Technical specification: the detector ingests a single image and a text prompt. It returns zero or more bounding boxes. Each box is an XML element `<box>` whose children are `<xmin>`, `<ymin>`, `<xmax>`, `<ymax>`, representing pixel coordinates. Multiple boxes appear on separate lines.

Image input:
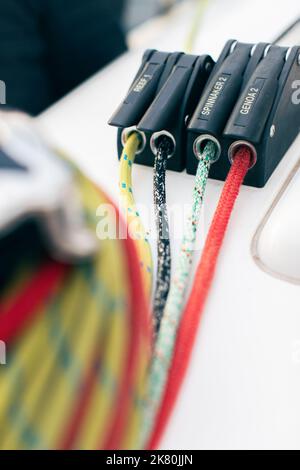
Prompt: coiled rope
<box><xmin>0</xmin><ymin>164</ymin><xmax>151</xmax><ymax>450</ymax></box>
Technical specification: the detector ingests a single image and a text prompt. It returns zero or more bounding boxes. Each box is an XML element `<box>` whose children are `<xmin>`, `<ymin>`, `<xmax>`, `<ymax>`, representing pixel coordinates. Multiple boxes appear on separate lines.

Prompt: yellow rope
<box><xmin>119</xmin><ymin>133</ymin><xmax>153</xmax><ymax>298</ymax></box>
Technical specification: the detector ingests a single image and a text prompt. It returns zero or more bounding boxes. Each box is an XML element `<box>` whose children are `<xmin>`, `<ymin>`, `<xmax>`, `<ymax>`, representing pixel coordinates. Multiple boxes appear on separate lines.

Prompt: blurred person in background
<box><xmin>0</xmin><ymin>0</ymin><xmax>127</xmax><ymax>115</ymax></box>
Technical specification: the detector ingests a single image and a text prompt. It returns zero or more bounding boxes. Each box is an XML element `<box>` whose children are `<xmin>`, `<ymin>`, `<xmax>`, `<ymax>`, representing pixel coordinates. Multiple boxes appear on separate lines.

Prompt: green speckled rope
<box><xmin>141</xmin><ymin>141</ymin><xmax>216</xmax><ymax>446</ymax></box>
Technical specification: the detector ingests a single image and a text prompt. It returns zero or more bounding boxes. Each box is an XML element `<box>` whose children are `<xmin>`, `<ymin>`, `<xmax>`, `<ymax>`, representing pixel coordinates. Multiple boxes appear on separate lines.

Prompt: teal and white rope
<box><xmin>141</xmin><ymin>141</ymin><xmax>216</xmax><ymax>445</ymax></box>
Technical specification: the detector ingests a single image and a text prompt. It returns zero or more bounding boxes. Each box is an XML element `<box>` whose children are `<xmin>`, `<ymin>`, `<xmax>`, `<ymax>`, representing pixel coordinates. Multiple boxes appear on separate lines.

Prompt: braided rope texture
<box><xmin>141</xmin><ymin>142</ymin><xmax>215</xmax><ymax>446</ymax></box>
<box><xmin>148</xmin><ymin>147</ymin><xmax>251</xmax><ymax>449</ymax></box>
<box><xmin>153</xmin><ymin>138</ymin><xmax>174</xmax><ymax>334</ymax></box>
<box><xmin>119</xmin><ymin>133</ymin><xmax>153</xmax><ymax>299</ymax></box>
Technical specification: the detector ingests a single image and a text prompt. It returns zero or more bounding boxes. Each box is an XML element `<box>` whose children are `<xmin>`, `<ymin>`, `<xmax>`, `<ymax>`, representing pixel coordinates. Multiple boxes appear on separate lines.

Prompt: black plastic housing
<box><xmin>110</xmin><ymin>50</ymin><xmax>181</xmax><ymax>126</ymax></box>
<box><xmin>109</xmin><ymin>41</ymin><xmax>300</xmax><ymax>188</ymax></box>
<box><xmin>187</xmin><ymin>43</ymin><xmax>300</xmax><ymax>187</ymax></box>
<box><xmin>188</xmin><ymin>41</ymin><xmax>253</xmax><ymax>137</ymax></box>
<box><xmin>109</xmin><ymin>49</ymin><xmax>214</xmax><ymax>171</ymax></box>
<box><xmin>223</xmin><ymin>45</ymin><xmax>300</xmax><ymax>187</ymax></box>
<box><xmin>186</xmin><ymin>41</ymin><xmax>267</xmax><ymax>182</ymax></box>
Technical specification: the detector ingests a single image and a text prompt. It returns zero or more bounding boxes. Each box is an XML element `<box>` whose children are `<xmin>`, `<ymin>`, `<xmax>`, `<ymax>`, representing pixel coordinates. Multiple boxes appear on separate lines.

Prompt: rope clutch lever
<box><xmin>0</xmin><ymin>111</ymin><xmax>98</xmax><ymax>262</ymax></box>
<box><xmin>108</xmin><ymin>49</ymin><xmax>214</xmax><ymax>172</ymax></box>
<box><xmin>223</xmin><ymin>44</ymin><xmax>300</xmax><ymax>187</ymax></box>
<box><xmin>109</xmin><ymin>49</ymin><xmax>180</xmax><ymax>160</ymax></box>
<box><xmin>186</xmin><ymin>40</ymin><xmax>267</xmax><ymax>178</ymax></box>
<box><xmin>138</xmin><ymin>53</ymin><xmax>214</xmax><ymax>171</ymax></box>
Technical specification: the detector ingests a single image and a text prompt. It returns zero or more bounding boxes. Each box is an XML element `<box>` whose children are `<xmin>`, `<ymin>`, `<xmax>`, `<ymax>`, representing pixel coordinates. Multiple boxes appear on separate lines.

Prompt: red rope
<box><xmin>0</xmin><ymin>260</ymin><xmax>69</xmax><ymax>344</ymax></box>
<box><xmin>148</xmin><ymin>146</ymin><xmax>251</xmax><ymax>449</ymax></box>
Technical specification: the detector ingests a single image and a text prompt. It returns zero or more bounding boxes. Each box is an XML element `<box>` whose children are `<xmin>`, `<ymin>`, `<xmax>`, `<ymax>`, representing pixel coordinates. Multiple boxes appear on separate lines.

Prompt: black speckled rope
<box><xmin>153</xmin><ymin>137</ymin><xmax>173</xmax><ymax>335</ymax></box>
